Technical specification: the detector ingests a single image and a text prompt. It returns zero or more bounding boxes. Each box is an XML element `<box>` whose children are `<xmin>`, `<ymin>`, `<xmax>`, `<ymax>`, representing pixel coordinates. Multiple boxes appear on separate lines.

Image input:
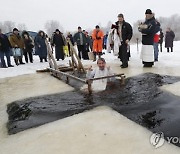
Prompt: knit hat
<box><xmin>13</xmin><ymin>28</ymin><xmax>19</xmax><ymax>32</ymax></box>
<box><xmin>55</xmin><ymin>29</ymin><xmax>60</xmax><ymax>32</ymax></box>
<box><xmin>95</xmin><ymin>25</ymin><xmax>100</xmax><ymax>29</ymax></box>
<box><xmin>145</xmin><ymin>9</ymin><xmax>152</xmax><ymax>14</ymax></box>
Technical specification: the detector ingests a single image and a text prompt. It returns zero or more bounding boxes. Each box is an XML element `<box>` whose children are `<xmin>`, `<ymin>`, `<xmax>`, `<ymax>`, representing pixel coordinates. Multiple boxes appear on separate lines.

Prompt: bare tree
<box><xmin>17</xmin><ymin>23</ymin><xmax>27</xmax><ymax>31</ymax></box>
<box><xmin>3</xmin><ymin>21</ymin><xmax>15</xmax><ymax>33</ymax></box>
<box><xmin>0</xmin><ymin>22</ymin><xmax>4</xmax><ymax>31</ymax></box>
<box><xmin>44</xmin><ymin>20</ymin><xmax>64</xmax><ymax>36</ymax></box>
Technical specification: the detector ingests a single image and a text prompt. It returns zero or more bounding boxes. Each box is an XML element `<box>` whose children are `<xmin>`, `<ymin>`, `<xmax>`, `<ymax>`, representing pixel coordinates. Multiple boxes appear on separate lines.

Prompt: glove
<box><xmin>96</xmin><ymin>37</ymin><xmax>101</xmax><ymax>40</ymax></box>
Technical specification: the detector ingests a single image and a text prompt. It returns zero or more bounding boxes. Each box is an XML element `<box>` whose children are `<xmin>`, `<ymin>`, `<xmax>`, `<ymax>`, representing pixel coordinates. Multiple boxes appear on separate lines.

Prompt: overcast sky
<box><xmin>1</xmin><ymin>0</ymin><xmax>180</xmax><ymax>32</ymax></box>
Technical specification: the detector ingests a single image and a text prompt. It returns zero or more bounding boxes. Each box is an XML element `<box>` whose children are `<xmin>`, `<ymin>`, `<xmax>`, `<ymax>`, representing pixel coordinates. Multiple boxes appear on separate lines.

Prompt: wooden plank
<box><xmin>46</xmin><ymin>40</ymin><xmax>58</xmax><ymax>70</ymax></box>
<box><xmin>87</xmin><ymin>74</ymin><xmax>125</xmax><ymax>81</ymax></box>
<box><xmin>48</xmin><ymin>68</ymin><xmax>87</xmax><ymax>84</ymax></box>
<box><xmin>36</xmin><ymin>68</ymin><xmax>49</xmax><ymax>73</ymax></box>
<box><xmin>58</xmin><ymin>67</ymin><xmax>74</xmax><ymax>72</ymax></box>
<box><xmin>67</xmin><ymin>39</ymin><xmax>86</xmax><ymax>73</ymax></box>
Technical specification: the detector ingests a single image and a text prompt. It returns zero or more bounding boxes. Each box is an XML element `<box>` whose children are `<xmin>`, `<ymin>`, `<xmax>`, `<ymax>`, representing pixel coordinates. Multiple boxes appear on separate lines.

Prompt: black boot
<box><xmin>8</xmin><ymin>64</ymin><xmax>14</xmax><ymax>67</ymax></box>
<box><xmin>14</xmin><ymin>58</ymin><xmax>19</xmax><ymax>66</ymax></box>
<box><xmin>19</xmin><ymin>58</ymin><xmax>25</xmax><ymax>64</ymax></box>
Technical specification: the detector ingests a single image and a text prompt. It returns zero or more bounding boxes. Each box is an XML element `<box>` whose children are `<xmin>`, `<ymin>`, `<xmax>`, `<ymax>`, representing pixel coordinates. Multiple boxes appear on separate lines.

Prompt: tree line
<box><xmin>1</xmin><ymin>14</ymin><xmax>180</xmax><ymax>43</ymax></box>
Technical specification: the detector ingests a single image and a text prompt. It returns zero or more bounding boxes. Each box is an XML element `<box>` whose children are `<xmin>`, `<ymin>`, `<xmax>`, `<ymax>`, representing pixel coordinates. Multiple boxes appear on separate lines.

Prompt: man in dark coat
<box><xmin>52</xmin><ymin>29</ymin><xmax>65</xmax><ymax>61</ymax></box>
<box><xmin>115</xmin><ymin>13</ymin><xmax>133</xmax><ymax>68</ymax></box>
<box><xmin>0</xmin><ymin>29</ymin><xmax>14</xmax><ymax>68</ymax></box>
<box><xmin>138</xmin><ymin>9</ymin><xmax>156</xmax><ymax>67</ymax></box>
<box><xmin>73</xmin><ymin>26</ymin><xmax>86</xmax><ymax>59</ymax></box>
<box><xmin>165</xmin><ymin>28</ymin><xmax>175</xmax><ymax>52</ymax></box>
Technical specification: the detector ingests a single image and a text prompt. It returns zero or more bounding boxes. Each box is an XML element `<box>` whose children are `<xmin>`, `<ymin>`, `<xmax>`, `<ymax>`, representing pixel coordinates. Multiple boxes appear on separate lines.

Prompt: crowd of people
<box><xmin>0</xmin><ymin>9</ymin><xmax>176</xmax><ymax>69</ymax></box>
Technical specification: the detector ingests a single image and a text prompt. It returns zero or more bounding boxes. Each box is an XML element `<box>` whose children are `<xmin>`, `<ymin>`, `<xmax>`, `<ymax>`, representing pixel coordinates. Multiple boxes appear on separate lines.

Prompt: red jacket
<box><xmin>154</xmin><ymin>33</ymin><xmax>160</xmax><ymax>43</ymax></box>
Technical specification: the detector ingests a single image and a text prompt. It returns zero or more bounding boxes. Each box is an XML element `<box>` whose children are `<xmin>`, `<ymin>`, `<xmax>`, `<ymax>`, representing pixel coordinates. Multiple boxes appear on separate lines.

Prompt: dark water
<box><xmin>7</xmin><ymin>73</ymin><xmax>180</xmax><ymax>147</ymax></box>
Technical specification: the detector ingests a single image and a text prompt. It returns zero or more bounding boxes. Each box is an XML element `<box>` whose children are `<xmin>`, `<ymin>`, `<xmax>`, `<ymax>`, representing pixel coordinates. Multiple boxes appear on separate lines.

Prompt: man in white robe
<box><xmin>86</xmin><ymin>58</ymin><xmax>114</xmax><ymax>91</ymax></box>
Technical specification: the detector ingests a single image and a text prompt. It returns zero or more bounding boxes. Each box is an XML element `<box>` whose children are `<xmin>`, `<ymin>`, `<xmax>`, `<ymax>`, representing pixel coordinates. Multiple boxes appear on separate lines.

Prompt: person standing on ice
<box><xmin>52</xmin><ymin>29</ymin><xmax>66</xmax><ymax>61</ymax></box>
<box><xmin>165</xmin><ymin>27</ymin><xmax>175</xmax><ymax>52</ymax></box>
<box><xmin>159</xmin><ymin>29</ymin><xmax>164</xmax><ymax>52</ymax></box>
<box><xmin>73</xmin><ymin>26</ymin><xmax>86</xmax><ymax>60</ymax></box>
<box><xmin>22</xmin><ymin>31</ymin><xmax>34</xmax><ymax>63</ymax></box>
<box><xmin>153</xmin><ymin>16</ymin><xmax>161</xmax><ymax>61</ymax></box>
<box><xmin>138</xmin><ymin>9</ymin><xmax>156</xmax><ymax>67</ymax></box>
<box><xmin>35</xmin><ymin>31</ymin><xmax>48</xmax><ymax>62</ymax></box>
<box><xmin>91</xmin><ymin>25</ymin><xmax>104</xmax><ymax>61</ymax></box>
<box><xmin>9</xmin><ymin>28</ymin><xmax>25</xmax><ymax>65</ymax></box>
<box><xmin>0</xmin><ymin>29</ymin><xmax>14</xmax><ymax>68</ymax></box>
<box><xmin>115</xmin><ymin>14</ymin><xmax>132</xmax><ymax>68</ymax></box>
<box><xmin>107</xmin><ymin>14</ymin><xmax>132</xmax><ymax>68</ymax></box>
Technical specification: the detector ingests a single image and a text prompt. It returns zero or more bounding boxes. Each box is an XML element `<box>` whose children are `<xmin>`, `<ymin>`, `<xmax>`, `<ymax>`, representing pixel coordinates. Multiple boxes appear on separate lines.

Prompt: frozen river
<box><xmin>1</xmin><ymin>42</ymin><xmax>180</xmax><ymax>154</ymax></box>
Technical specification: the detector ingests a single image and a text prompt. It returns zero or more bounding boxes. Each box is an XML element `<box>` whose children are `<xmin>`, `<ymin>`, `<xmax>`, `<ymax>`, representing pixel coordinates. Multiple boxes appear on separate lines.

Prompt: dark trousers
<box><xmin>167</xmin><ymin>47</ymin><xmax>173</xmax><ymax>52</ymax></box>
<box><xmin>160</xmin><ymin>43</ymin><xmax>163</xmax><ymax>52</ymax></box>
<box><xmin>68</xmin><ymin>43</ymin><xmax>71</xmax><ymax>56</ymax></box>
<box><xmin>119</xmin><ymin>43</ymin><xmax>128</xmax><ymax>67</ymax></box>
<box><xmin>0</xmin><ymin>50</ymin><xmax>11</xmax><ymax>67</ymax></box>
<box><xmin>24</xmin><ymin>49</ymin><xmax>33</xmax><ymax>63</ymax></box>
<box><xmin>55</xmin><ymin>46</ymin><xmax>64</xmax><ymax>60</ymax></box>
<box><xmin>77</xmin><ymin>45</ymin><xmax>87</xmax><ymax>60</ymax></box>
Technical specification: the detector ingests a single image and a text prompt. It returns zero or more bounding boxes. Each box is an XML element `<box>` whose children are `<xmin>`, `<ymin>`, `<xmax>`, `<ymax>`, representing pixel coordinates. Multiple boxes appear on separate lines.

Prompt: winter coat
<box><xmin>0</xmin><ymin>34</ymin><xmax>11</xmax><ymax>51</ymax></box>
<box><xmin>165</xmin><ymin>31</ymin><xmax>175</xmax><ymax>48</ymax></box>
<box><xmin>73</xmin><ymin>32</ymin><xmax>86</xmax><ymax>45</ymax></box>
<box><xmin>35</xmin><ymin>35</ymin><xmax>47</xmax><ymax>58</ymax></box>
<box><xmin>84</xmin><ymin>35</ymin><xmax>91</xmax><ymax>51</ymax></box>
<box><xmin>159</xmin><ymin>31</ymin><xmax>164</xmax><ymax>44</ymax></box>
<box><xmin>92</xmin><ymin>29</ymin><xmax>104</xmax><ymax>52</ymax></box>
<box><xmin>23</xmin><ymin>37</ymin><xmax>34</xmax><ymax>51</ymax></box>
<box><xmin>52</xmin><ymin>33</ymin><xmax>65</xmax><ymax>47</ymax></box>
<box><xmin>9</xmin><ymin>33</ymin><xmax>24</xmax><ymax>49</ymax></box>
<box><xmin>115</xmin><ymin>21</ymin><xmax>133</xmax><ymax>43</ymax></box>
<box><xmin>139</xmin><ymin>17</ymin><xmax>156</xmax><ymax>45</ymax></box>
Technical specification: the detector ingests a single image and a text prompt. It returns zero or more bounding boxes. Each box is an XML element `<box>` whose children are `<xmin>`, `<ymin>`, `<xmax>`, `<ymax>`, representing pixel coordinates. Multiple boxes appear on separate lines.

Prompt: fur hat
<box><xmin>145</xmin><ymin>9</ymin><xmax>152</xmax><ymax>14</ymax></box>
